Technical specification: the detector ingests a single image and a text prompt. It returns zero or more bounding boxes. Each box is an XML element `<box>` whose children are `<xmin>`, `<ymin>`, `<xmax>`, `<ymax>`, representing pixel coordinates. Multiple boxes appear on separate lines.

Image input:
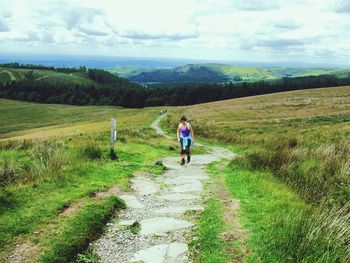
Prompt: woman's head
<box><xmin>181</xmin><ymin>116</ymin><xmax>187</xmax><ymax>123</ymax></box>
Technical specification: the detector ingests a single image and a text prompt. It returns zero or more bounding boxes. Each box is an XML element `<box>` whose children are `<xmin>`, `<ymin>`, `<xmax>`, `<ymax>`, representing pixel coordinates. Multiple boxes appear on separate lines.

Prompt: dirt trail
<box><xmin>150</xmin><ymin>113</ymin><xmax>172</xmax><ymax>139</ymax></box>
<box><xmin>91</xmin><ymin>114</ymin><xmax>235</xmax><ymax>262</ymax></box>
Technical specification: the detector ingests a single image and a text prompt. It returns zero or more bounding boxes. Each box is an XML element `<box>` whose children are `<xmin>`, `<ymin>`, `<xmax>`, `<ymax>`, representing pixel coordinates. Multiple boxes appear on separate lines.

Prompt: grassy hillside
<box><xmin>1</xmin><ymin>84</ymin><xmax>349</xmax><ymax>262</ymax></box>
<box><xmin>164</xmin><ymin>86</ymin><xmax>350</xmax><ymax>204</ymax></box>
<box><xmin>0</xmin><ymin>67</ymin><xmax>93</xmax><ymax>85</ymax></box>
<box><xmin>0</xmin><ymin>99</ymin><xmax>177</xmax><ymax>262</ymax></box>
<box><xmin>111</xmin><ymin>63</ymin><xmax>350</xmax><ymax>84</ymax></box>
<box><xmin>0</xmin><ymin>99</ymin><xmax>154</xmax><ymax>139</ymax></box>
<box><xmin>164</xmin><ymin>86</ymin><xmax>350</xmax><ymax>262</ymax></box>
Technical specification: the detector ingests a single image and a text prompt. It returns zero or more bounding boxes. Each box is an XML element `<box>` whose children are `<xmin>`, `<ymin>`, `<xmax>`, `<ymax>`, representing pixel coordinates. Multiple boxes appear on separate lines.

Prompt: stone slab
<box><xmin>155</xmin><ymin>206</ymin><xmax>204</xmax><ymax>215</ymax></box>
<box><xmin>140</xmin><ymin>217</ymin><xmax>193</xmax><ymax>235</ymax></box>
<box><xmin>120</xmin><ymin>195</ymin><xmax>144</xmax><ymax>209</ymax></box>
<box><xmin>172</xmin><ymin>181</ymin><xmax>203</xmax><ymax>193</ymax></box>
<box><xmin>158</xmin><ymin>193</ymin><xmax>199</xmax><ymax>201</ymax></box>
<box><xmin>130</xmin><ymin>243</ymin><xmax>188</xmax><ymax>263</ymax></box>
<box><xmin>131</xmin><ymin>177</ymin><xmax>159</xmax><ymax>196</ymax></box>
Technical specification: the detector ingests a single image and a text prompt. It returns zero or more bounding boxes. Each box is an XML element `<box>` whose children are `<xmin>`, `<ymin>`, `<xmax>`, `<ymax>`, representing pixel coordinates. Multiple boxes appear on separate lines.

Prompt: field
<box><xmin>0</xmin><ymin>99</ymin><xmax>157</xmax><ymax>139</ymax></box>
<box><xmin>163</xmin><ymin>86</ymin><xmax>350</xmax><ymax>262</ymax></box>
<box><xmin>164</xmin><ymin>86</ymin><xmax>350</xmax><ymax>204</ymax></box>
<box><xmin>0</xmin><ymin>99</ymin><xmax>184</xmax><ymax>262</ymax></box>
<box><xmin>1</xmin><ymin>85</ymin><xmax>350</xmax><ymax>262</ymax></box>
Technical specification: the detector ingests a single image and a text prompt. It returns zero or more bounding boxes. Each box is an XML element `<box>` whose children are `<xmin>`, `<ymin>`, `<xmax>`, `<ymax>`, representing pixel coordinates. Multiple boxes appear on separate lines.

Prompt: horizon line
<box><xmin>1</xmin><ymin>52</ymin><xmax>349</xmax><ymax>69</ymax></box>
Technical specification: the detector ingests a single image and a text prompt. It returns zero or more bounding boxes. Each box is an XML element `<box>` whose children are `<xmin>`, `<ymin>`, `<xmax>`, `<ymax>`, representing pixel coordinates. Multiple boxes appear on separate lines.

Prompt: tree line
<box><xmin>1</xmin><ymin>66</ymin><xmax>350</xmax><ymax>108</ymax></box>
<box><xmin>0</xmin><ymin>63</ymin><xmax>87</xmax><ymax>74</ymax></box>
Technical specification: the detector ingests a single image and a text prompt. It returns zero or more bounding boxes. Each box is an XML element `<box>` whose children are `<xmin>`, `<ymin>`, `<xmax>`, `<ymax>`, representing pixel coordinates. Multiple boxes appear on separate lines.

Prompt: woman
<box><xmin>176</xmin><ymin>116</ymin><xmax>195</xmax><ymax>165</ymax></box>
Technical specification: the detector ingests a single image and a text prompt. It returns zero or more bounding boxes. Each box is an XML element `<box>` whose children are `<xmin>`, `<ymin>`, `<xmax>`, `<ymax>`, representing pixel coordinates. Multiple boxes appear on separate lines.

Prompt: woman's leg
<box><xmin>186</xmin><ymin>139</ymin><xmax>191</xmax><ymax>163</ymax></box>
<box><xmin>180</xmin><ymin>138</ymin><xmax>185</xmax><ymax>164</ymax></box>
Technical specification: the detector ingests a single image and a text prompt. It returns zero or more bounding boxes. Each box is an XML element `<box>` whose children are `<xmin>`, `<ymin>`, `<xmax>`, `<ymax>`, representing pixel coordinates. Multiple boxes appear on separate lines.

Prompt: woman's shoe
<box><xmin>187</xmin><ymin>155</ymin><xmax>191</xmax><ymax>163</ymax></box>
<box><xmin>181</xmin><ymin>158</ymin><xmax>185</xmax><ymax>165</ymax></box>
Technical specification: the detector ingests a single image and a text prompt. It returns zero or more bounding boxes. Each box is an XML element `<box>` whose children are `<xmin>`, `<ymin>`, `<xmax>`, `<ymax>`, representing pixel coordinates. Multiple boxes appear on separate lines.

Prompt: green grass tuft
<box><xmin>80</xmin><ymin>144</ymin><xmax>102</xmax><ymax>160</ymax></box>
<box><xmin>208</xmin><ymin>160</ymin><xmax>350</xmax><ymax>262</ymax></box>
<box><xmin>190</xmin><ymin>198</ymin><xmax>227</xmax><ymax>263</ymax></box>
<box><xmin>39</xmin><ymin>196</ymin><xmax>125</xmax><ymax>263</ymax></box>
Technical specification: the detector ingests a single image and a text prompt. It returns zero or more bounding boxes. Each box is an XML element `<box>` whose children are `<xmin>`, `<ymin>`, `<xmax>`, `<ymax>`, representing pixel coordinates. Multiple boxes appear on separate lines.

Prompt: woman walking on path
<box><xmin>177</xmin><ymin>116</ymin><xmax>195</xmax><ymax>165</ymax></box>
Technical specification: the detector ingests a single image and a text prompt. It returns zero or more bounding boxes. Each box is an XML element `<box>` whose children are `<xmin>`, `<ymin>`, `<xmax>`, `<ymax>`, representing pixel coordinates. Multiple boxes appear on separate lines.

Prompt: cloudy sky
<box><xmin>0</xmin><ymin>0</ymin><xmax>349</xmax><ymax>65</ymax></box>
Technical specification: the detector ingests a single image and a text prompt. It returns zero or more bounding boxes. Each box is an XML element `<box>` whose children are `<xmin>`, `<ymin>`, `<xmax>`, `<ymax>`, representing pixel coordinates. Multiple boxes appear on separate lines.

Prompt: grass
<box><xmin>190</xmin><ymin>198</ymin><xmax>228</xmax><ymax>263</ymax></box>
<box><xmin>241</xmin><ymin>137</ymin><xmax>350</xmax><ymax>206</ymax></box>
<box><xmin>0</xmin><ymin>67</ymin><xmax>93</xmax><ymax>85</ymax></box>
<box><xmin>0</xmin><ymin>130</ymin><xmax>176</xmax><ymax>260</ymax></box>
<box><xmin>207</xmin><ymin>160</ymin><xmax>350</xmax><ymax>262</ymax></box>
<box><xmin>1</xmin><ymin>84</ymin><xmax>349</xmax><ymax>262</ymax></box>
<box><xmin>165</xmin><ymin>86</ymin><xmax>350</xmax><ymax>207</ymax></box>
<box><xmin>80</xmin><ymin>144</ymin><xmax>102</xmax><ymax>160</ymax></box>
<box><xmin>38</xmin><ymin>196</ymin><xmax>125</xmax><ymax>263</ymax></box>
<box><xmin>0</xmin><ymin>98</ymin><xmax>160</xmax><ymax>138</ymax></box>
<box><xmin>0</xmin><ymin>71</ymin><xmax>12</xmax><ymax>83</ymax></box>
<box><xmin>0</xmin><ymin>99</ymin><xmax>180</xmax><ymax>261</ymax></box>
<box><xmin>164</xmin><ymin>86</ymin><xmax>350</xmax><ymax>262</ymax></box>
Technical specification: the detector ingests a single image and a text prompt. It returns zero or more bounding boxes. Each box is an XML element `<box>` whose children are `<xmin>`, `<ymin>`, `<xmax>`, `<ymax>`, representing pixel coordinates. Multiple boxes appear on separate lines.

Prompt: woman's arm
<box><xmin>177</xmin><ymin>127</ymin><xmax>180</xmax><ymax>142</ymax></box>
<box><xmin>190</xmin><ymin>125</ymin><xmax>195</xmax><ymax>142</ymax></box>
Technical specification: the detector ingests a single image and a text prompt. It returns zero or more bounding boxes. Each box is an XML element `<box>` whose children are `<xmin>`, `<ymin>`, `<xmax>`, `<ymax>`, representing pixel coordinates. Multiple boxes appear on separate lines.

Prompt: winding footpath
<box><xmin>92</xmin><ymin>114</ymin><xmax>235</xmax><ymax>262</ymax></box>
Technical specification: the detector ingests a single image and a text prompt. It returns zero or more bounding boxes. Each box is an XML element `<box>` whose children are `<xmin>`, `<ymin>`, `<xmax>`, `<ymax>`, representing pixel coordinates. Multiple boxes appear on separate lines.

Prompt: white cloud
<box><xmin>334</xmin><ymin>0</ymin><xmax>350</xmax><ymax>13</ymax></box>
<box><xmin>0</xmin><ymin>0</ymin><xmax>349</xmax><ymax>65</ymax></box>
<box><xmin>0</xmin><ymin>18</ymin><xmax>9</xmax><ymax>32</ymax></box>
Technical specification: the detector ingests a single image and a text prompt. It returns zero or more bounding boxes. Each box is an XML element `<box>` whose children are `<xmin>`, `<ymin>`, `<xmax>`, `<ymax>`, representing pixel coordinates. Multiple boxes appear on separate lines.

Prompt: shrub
<box><xmin>29</xmin><ymin>142</ymin><xmax>67</xmax><ymax>182</ymax></box>
<box><xmin>80</xmin><ymin>144</ymin><xmax>102</xmax><ymax>160</ymax></box>
<box><xmin>0</xmin><ymin>188</ymin><xmax>15</xmax><ymax>211</ymax></box>
<box><xmin>0</xmin><ymin>156</ymin><xmax>24</xmax><ymax>186</ymax></box>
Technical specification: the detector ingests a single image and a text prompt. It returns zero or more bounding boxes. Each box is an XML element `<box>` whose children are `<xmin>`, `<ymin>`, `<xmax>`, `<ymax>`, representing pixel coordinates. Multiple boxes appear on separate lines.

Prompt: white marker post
<box><xmin>110</xmin><ymin>118</ymin><xmax>118</xmax><ymax>160</ymax></box>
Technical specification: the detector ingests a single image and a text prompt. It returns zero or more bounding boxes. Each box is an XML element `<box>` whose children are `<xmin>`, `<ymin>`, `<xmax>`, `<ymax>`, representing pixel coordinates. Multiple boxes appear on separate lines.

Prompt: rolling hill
<box><xmin>1</xmin><ymin>85</ymin><xmax>349</xmax><ymax>262</ymax></box>
<box><xmin>0</xmin><ymin>67</ymin><xmax>94</xmax><ymax>85</ymax></box>
<box><xmin>111</xmin><ymin>63</ymin><xmax>350</xmax><ymax>84</ymax></box>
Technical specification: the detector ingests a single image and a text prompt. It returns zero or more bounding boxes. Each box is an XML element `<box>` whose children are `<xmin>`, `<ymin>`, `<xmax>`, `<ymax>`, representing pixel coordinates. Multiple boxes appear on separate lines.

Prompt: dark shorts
<box><xmin>180</xmin><ymin>138</ymin><xmax>191</xmax><ymax>155</ymax></box>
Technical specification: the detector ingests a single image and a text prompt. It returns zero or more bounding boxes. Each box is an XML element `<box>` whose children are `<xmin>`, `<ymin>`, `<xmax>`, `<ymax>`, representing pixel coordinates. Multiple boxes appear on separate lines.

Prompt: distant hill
<box><xmin>2</xmin><ymin>63</ymin><xmax>350</xmax><ymax>108</ymax></box>
<box><xmin>0</xmin><ymin>66</ymin><xmax>93</xmax><ymax>85</ymax></box>
<box><xmin>110</xmin><ymin>63</ymin><xmax>350</xmax><ymax>84</ymax></box>
<box><xmin>128</xmin><ymin>64</ymin><xmax>229</xmax><ymax>84</ymax></box>
<box><xmin>0</xmin><ymin>64</ymin><xmax>146</xmax><ymax>107</ymax></box>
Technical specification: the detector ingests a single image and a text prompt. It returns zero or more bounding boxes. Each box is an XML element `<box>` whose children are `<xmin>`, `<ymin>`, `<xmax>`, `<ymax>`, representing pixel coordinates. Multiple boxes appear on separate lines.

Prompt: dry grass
<box><xmin>166</xmin><ymin>86</ymin><xmax>350</xmax><ymax>206</ymax></box>
<box><xmin>0</xmin><ymin>98</ymin><xmax>161</xmax><ymax>141</ymax></box>
<box><xmin>166</xmin><ymin>86</ymin><xmax>350</xmax><ymax>144</ymax></box>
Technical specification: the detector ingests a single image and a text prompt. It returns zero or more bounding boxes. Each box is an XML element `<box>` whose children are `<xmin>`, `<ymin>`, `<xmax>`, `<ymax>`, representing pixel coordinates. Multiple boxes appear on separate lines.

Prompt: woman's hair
<box><xmin>181</xmin><ymin>116</ymin><xmax>187</xmax><ymax>121</ymax></box>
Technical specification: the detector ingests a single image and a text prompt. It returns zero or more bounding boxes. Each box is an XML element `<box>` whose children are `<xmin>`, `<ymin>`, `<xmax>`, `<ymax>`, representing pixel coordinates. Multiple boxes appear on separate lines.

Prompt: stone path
<box><xmin>91</xmin><ymin>115</ymin><xmax>234</xmax><ymax>262</ymax></box>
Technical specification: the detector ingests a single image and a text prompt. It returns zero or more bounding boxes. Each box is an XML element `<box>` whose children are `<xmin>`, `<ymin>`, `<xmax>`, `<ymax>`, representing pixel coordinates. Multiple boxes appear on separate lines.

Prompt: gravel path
<box><xmin>91</xmin><ymin>115</ymin><xmax>235</xmax><ymax>262</ymax></box>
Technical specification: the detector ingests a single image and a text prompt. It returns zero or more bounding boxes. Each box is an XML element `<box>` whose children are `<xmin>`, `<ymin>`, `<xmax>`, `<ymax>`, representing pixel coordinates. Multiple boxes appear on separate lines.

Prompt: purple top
<box><xmin>178</xmin><ymin>122</ymin><xmax>190</xmax><ymax>138</ymax></box>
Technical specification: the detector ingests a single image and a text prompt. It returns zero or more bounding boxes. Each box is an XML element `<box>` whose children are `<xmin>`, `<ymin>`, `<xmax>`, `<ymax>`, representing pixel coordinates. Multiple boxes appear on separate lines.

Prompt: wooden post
<box><xmin>110</xmin><ymin>118</ymin><xmax>118</xmax><ymax>160</ymax></box>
